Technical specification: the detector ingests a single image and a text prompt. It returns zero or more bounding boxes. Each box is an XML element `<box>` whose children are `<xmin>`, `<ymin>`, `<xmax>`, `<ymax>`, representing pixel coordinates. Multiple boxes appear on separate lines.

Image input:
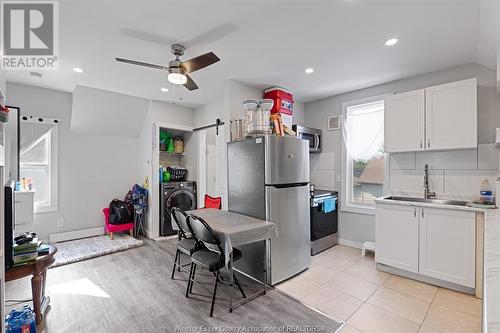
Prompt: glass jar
<box><xmin>243</xmin><ymin>99</ymin><xmax>271</xmax><ymax>136</ymax></box>
<box><xmin>230</xmin><ymin>119</ymin><xmax>244</xmax><ymax>141</ymax></box>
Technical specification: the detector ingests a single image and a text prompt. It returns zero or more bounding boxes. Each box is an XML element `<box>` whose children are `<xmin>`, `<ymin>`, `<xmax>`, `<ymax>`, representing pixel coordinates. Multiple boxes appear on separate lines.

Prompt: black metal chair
<box><xmin>170</xmin><ymin>207</ymin><xmax>199</xmax><ymax>279</ymax></box>
<box><xmin>186</xmin><ymin>215</ymin><xmax>246</xmax><ymax>317</ymax></box>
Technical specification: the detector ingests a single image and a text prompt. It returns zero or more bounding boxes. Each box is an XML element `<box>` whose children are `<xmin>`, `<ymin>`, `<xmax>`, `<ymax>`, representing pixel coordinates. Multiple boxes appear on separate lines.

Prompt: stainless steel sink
<box><xmin>383</xmin><ymin>196</ymin><xmax>469</xmax><ymax>207</ymax></box>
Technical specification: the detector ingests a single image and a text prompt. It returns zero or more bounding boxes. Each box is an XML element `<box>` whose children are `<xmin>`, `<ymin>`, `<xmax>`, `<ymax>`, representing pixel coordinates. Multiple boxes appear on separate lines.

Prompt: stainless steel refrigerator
<box><xmin>228</xmin><ymin>135</ymin><xmax>310</xmax><ymax>285</ymax></box>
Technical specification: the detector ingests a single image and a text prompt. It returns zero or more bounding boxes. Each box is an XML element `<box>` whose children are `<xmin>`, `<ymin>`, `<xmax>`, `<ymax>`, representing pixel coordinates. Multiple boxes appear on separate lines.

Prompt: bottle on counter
<box><xmin>480</xmin><ymin>179</ymin><xmax>494</xmax><ymax>203</ymax></box>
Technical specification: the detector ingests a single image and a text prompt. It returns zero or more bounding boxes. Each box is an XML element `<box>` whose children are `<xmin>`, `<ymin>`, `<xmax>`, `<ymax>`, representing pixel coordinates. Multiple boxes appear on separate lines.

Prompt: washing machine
<box><xmin>160</xmin><ymin>181</ymin><xmax>197</xmax><ymax>236</ymax></box>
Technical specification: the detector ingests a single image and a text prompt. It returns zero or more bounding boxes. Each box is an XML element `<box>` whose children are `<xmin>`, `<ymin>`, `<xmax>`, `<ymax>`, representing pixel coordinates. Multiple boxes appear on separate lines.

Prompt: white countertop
<box><xmin>375</xmin><ymin>196</ymin><xmax>495</xmax><ymax>213</ymax></box>
<box><xmin>483</xmin><ymin>209</ymin><xmax>500</xmax><ymax>333</ymax></box>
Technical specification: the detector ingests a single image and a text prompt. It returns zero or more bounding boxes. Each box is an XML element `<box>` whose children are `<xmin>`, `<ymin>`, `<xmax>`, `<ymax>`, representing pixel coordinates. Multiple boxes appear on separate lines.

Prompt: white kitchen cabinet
<box><xmin>419</xmin><ymin>207</ymin><xmax>476</xmax><ymax>288</ymax></box>
<box><xmin>384</xmin><ymin>78</ymin><xmax>477</xmax><ymax>153</ymax></box>
<box><xmin>385</xmin><ymin>89</ymin><xmax>425</xmax><ymax>153</ymax></box>
<box><xmin>14</xmin><ymin>190</ymin><xmax>35</xmax><ymax>235</ymax></box>
<box><xmin>375</xmin><ymin>204</ymin><xmax>419</xmax><ymax>273</ymax></box>
<box><xmin>425</xmin><ymin>78</ymin><xmax>477</xmax><ymax>150</ymax></box>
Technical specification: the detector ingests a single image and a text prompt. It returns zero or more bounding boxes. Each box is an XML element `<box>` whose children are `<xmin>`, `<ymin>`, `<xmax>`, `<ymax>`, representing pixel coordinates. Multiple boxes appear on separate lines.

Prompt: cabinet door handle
<box><xmin>420</xmin><ymin>140</ymin><xmax>423</xmax><ymax>149</ymax></box>
<box><xmin>427</xmin><ymin>139</ymin><xmax>430</xmax><ymax>148</ymax></box>
<box><xmin>413</xmin><ymin>208</ymin><xmax>417</xmax><ymax>218</ymax></box>
<box><xmin>421</xmin><ymin>208</ymin><xmax>424</xmax><ymax>218</ymax></box>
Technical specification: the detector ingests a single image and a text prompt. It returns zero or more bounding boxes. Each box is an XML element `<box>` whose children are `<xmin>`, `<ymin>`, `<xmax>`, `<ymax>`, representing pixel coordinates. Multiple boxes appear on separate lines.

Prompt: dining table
<box><xmin>184</xmin><ymin>208</ymin><xmax>278</xmax><ymax>312</ymax></box>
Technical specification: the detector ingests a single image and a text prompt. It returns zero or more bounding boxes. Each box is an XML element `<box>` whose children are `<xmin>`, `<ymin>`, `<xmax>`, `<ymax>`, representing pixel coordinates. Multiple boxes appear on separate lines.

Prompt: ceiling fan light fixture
<box><xmin>168</xmin><ymin>67</ymin><xmax>187</xmax><ymax>85</ymax></box>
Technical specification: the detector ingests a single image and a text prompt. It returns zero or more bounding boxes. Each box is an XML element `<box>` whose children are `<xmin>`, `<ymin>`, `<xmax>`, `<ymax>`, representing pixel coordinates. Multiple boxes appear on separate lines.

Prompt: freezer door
<box><xmin>265</xmin><ymin>135</ymin><xmax>310</xmax><ymax>185</ymax></box>
<box><xmin>267</xmin><ymin>183</ymin><xmax>311</xmax><ymax>284</ymax></box>
<box><xmin>228</xmin><ymin>138</ymin><xmax>266</xmax><ymax>220</ymax></box>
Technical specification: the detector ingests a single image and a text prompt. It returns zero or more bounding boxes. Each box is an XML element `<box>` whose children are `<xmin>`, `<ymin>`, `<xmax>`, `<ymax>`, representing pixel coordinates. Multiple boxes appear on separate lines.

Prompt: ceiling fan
<box><xmin>115</xmin><ymin>44</ymin><xmax>220</xmax><ymax>91</ymax></box>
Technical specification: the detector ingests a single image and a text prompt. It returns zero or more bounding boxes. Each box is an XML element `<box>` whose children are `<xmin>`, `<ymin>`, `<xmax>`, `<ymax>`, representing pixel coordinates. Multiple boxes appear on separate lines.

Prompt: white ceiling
<box><xmin>5</xmin><ymin>0</ymin><xmax>498</xmax><ymax>107</ymax></box>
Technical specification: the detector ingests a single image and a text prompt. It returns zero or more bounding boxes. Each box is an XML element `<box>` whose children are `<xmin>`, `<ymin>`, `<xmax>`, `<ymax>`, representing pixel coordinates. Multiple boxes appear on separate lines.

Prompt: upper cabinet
<box><xmin>384</xmin><ymin>78</ymin><xmax>477</xmax><ymax>153</ymax></box>
<box><xmin>385</xmin><ymin>89</ymin><xmax>425</xmax><ymax>153</ymax></box>
<box><xmin>425</xmin><ymin>79</ymin><xmax>477</xmax><ymax>150</ymax></box>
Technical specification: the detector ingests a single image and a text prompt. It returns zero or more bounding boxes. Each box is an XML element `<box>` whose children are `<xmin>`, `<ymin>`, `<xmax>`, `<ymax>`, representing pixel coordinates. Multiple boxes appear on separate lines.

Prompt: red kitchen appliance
<box><xmin>264</xmin><ymin>87</ymin><xmax>294</xmax><ymax>116</ymax></box>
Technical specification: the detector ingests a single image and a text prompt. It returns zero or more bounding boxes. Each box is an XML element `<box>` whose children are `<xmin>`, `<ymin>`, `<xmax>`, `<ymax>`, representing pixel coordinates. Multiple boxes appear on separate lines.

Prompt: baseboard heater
<box><xmin>49</xmin><ymin>227</ymin><xmax>105</xmax><ymax>243</ymax></box>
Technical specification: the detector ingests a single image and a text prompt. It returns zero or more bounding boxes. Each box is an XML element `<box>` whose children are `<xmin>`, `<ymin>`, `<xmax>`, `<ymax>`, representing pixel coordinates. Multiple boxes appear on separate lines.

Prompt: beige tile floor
<box><xmin>275</xmin><ymin>245</ymin><xmax>482</xmax><ymax>333</ymax></box>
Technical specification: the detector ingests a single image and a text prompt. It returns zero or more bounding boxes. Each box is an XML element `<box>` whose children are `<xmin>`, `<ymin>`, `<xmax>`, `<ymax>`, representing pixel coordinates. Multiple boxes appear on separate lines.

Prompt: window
<box><xmin>342</xmin><ymin>98</ymin><xmax>386</xmax><ymax>213</ymax></box>
<box><xmin>20</xmin><ymin>122</ymin><xmax>58</xmax><ymax>212</ymax></box>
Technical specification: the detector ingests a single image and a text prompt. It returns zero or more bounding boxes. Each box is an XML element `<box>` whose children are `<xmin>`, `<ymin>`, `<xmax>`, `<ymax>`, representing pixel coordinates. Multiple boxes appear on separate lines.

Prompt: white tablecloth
<box><xmin>177</xmin><ymin>209</ymin><xmax>278</xmax><ymax>265</ymax></box>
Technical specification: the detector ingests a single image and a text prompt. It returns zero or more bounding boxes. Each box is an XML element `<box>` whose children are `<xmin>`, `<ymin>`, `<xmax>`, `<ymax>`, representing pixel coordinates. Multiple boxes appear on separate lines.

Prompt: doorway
<box><xmin>197</xmin><ymin>124</ymin><xmax>227</xmax><ymax>209</ymax></box>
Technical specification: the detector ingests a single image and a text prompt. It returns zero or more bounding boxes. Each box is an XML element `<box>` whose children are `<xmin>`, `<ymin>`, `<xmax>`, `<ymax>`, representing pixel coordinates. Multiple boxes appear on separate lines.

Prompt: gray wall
<box><xmin>7</xmin><ymin>83</ymin><xmax>139</xmax><ymax>241</ymax></box>
<box><xmin>304</xmin><ymin>63</ymin><xmax>500</xmax><ymax>246</ymax></box>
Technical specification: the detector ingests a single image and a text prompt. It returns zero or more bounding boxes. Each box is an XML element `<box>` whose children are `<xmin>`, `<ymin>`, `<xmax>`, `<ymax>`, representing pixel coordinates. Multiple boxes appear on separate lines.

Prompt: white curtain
<box><xmin>342</xmin><ymin>100</ymin><xmax>384</xmax><ymax>161</ymax></box>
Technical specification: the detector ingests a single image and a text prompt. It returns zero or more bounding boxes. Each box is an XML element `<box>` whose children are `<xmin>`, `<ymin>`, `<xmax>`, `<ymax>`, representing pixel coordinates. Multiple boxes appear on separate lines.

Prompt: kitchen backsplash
<box><xmin>389</xmin><ymin>143</ymin><xmax>498</xmax><ymax>200</ymax></box>
<box><xmin>310</xmin><ymin>152</ymin><xmax>336</xmax><ymax>190</ymax></box>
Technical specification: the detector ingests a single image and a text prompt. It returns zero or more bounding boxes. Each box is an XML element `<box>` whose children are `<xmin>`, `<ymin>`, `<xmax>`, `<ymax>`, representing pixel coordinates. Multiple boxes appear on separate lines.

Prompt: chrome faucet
<box><xmin>424</xmin><ymin>164</ymin><xmax>436</xmax><ymax>199</ymax></box>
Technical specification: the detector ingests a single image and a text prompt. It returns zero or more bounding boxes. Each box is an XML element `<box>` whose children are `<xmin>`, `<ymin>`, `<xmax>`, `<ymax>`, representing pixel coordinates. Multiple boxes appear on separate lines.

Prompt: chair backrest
<box><xmin>171</xmin><ymin>207</ymin><xmax>191</xmax><ymax>238</ymax></box>
<box><xmin>204</xmin><ymin>195</ymin><xmax>222</xmax><ymax>209</ymax></box>
<box><xmin>187</xmin><ymin>215</ymin><xmax>224</xmax><ymax>254</ymax></box>
<box><xmin>102</xmin><ymin>207</ymin><xmax>110</xmax><ymax>226</ymax></box>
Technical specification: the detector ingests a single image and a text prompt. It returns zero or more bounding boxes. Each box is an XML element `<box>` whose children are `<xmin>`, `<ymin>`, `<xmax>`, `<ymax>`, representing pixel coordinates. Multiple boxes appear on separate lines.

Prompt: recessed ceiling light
<box><xmin>305</xmin><ymin>67</ymin><xmax>314</xmax><ymax>74</ymax></box>
<box><xmin>30</xmin><ymin>72</ymin><xmax>42</xmax><ymax>78</ymax></box>
<box><xmin>72</xmin><ymin>67</ymin><xmax>84</xmax><ymax>73</ymax></box>
<box><xmin>384</xmin><ymin>38</ymin><xmax>399</xmax><ymax>46</ymax></box>
<box><xmin>160</xmin><ymin>87</ymin><xmax>169</xmax><ymax>92</ymax></box>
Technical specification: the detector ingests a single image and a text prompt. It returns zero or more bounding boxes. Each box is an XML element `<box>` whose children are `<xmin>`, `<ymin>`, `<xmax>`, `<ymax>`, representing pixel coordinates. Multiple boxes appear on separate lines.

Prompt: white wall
<box><xmin>7</xmin><ymin>83</ymin><xmax>139</xmax><ymax>241</ymax></box>
<box><xmin>72</xmin><ymin>85</ymin><xmax>149</xmax><ymax>137</ymax></box>
<box><xmin>497</xmin><ymin>53</ymin><xmax>500</xmax><ymax>93</ymax></box>
<box><xmin>293</xmin><ymin>101</ymin><xmax>305</xmax><ymax>126</ymax></box>
<box><xmin>0</xmin><ymin>70</ymin><xmax>6</xmax><ymax>100</ymax></box>
<box><xmin>304</xmin><ymin>63</ymin><xmax>500</xmax><ymax>245</ymax></box>
<box><xmin>224</xmin><ymin>80</ymin><xmax>262</xmax><ymax>121</ymax></box>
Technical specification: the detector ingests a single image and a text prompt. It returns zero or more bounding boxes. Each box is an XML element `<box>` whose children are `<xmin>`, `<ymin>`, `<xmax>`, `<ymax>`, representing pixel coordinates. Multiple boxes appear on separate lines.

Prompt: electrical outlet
<box><xmin>57</xmin><ymin>218</ymin><xmax>64</xmax><ymax>227</ymax></box>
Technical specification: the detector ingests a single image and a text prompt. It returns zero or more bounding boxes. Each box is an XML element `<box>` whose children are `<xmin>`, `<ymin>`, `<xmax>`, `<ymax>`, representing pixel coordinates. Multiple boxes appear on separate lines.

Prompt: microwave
<box><xmin>292</xmin><ymin>125</ymin><xmax>322</xmax><ymax>153</ymax></box>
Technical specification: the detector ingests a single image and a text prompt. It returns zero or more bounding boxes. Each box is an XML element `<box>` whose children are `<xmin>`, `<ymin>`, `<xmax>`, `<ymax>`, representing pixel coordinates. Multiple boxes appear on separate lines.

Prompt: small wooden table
<box><xmin>5</xmin><ymin>245</ymin><xmax>57</xmax><ymax>325</ymax></box>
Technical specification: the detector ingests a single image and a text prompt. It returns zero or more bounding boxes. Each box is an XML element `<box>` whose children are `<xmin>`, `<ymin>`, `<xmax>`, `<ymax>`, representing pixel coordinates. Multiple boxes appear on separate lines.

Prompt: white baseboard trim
<box><xmin>338</xmin><ymin>238</ymin><xmax>364</xmax><ymax>249</ymax></box>
<box><xmin>49</xmin><ymin>227</ymin><xmax>105</xmax><ymax>243</ymax></box>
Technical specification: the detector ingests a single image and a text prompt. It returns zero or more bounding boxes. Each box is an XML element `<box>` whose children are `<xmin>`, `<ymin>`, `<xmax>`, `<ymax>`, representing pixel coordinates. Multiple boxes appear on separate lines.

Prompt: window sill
<box><xmin>35</xmin><ymin>205</ymin><xmax>58</xmax><ymax>214</ymax></box>
<box><xmin>341</xmin><ymin>203</ymin><xmax>375</xmax><ymax>216</ymax></box>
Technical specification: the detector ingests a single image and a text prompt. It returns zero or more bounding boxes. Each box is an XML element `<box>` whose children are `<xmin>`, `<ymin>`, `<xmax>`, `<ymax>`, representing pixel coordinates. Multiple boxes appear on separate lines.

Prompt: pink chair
<box><xmin>103</xmin><ymin>207</ymin><xmax>134</xmax><ymax>240</ymax></box>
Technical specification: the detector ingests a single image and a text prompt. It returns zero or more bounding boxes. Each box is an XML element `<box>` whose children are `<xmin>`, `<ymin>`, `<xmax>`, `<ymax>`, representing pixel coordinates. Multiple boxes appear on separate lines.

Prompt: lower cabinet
<box><xmin>375</xmin><ymin>204</ymin><xmax>419</xmax><ymax>273</ymax></box>
<box><xmin>419</xmin><ymin>207</ymin><xmax>475</xmax><ymax>288</ymax></box>
<box><xmin>14</xmin><ymin>190</ymin><xmax>35</xmax><ymax>235</ymax></box>
<box><xmin>375</xmin><ymin>204</ymin><xmax>476</xmax><ymax>288</ymax></box>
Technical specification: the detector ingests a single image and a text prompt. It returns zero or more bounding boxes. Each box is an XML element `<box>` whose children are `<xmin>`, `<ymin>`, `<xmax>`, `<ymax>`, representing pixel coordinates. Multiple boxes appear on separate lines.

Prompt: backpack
<box><xmin>109</xmin><ymin>199</ymin><xmax>133</xmax><ymax>225</ymax></box>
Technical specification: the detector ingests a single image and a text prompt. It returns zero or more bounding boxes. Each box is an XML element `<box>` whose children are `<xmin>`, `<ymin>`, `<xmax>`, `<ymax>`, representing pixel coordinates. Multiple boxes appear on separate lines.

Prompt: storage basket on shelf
<box><xmin>174</xmin><ymin>137</ymin><xmax>184</xmax><ymax>153</ymax></box>
<box><xmin>166</xmin><ymin>167</ymin><xmax>187</xmax><ymax>181</ymax></box>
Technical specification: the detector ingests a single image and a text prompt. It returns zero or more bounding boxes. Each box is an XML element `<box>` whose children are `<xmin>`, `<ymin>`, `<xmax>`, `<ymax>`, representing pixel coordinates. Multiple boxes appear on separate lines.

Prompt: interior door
<box><xmin>375</xmin><ymin>204</ymin><xmax>419</xmax><ymax>273</ymax></box>
<box><xmin>384</xmin><ymin>90</ymin><xmax>425</xmax><ymax>152</ymax></box>
<box><xmin>425</xmin><ymin>78</ymin><xmax>477</xmax><ymax>150</ymax></box>
<box><xmin>267</xmin><ymin>183</ymin><xmax>310</xmax><ymax>284</ymax></box>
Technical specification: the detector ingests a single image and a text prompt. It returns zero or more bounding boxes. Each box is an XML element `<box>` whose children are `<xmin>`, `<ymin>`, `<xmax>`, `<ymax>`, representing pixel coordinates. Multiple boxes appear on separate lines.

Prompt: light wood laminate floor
<box><xmin>6</xmin><ymin>238</ymin><xmax>341</xmax><ymax>333</ymax></box>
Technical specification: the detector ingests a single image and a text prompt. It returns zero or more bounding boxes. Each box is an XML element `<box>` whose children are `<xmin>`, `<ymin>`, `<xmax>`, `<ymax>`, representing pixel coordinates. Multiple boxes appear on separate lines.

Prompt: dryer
<box><xmin>160</xmin><ymin>181</ymin><xmax>197</xmax><ymax>236</ymax></box>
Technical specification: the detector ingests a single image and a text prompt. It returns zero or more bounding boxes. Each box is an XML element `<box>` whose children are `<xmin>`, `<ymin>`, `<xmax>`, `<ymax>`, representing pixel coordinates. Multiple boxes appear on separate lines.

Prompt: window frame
<box><xmin>20</xmin><ymin>125</ymin><xmax>59</xmax><ymax>213</ymax></box>
<box><xmin>341</xmin><ymin>95</ymin><xmax>390</xmax><ymax>215</ymax></box>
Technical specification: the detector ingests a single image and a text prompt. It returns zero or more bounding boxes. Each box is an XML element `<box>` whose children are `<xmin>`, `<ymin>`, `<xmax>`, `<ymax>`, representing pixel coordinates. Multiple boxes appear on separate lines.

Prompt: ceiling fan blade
<box><xmin>181</xmin><ymin>52</ymin><xmax>220</xmax><ymax>73</ymax></box>
<box><xmin>183</xmin><ymin>74</ymin><xmax>199</xmax><ymax>91</ymax></box>
<box><xmin>120</xmin><ymin>28</ymin><xmax>177</xmax><ymax>46</ymax></box>
<box><xmin>183</xmin><ymin>23</ymin><xmax>237</xmax><ymax>48</ymax></box>
<box><xmin>115</xmin><ymin>57</ymin><xmax>168</xmax><ymax>71</ymax></box>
